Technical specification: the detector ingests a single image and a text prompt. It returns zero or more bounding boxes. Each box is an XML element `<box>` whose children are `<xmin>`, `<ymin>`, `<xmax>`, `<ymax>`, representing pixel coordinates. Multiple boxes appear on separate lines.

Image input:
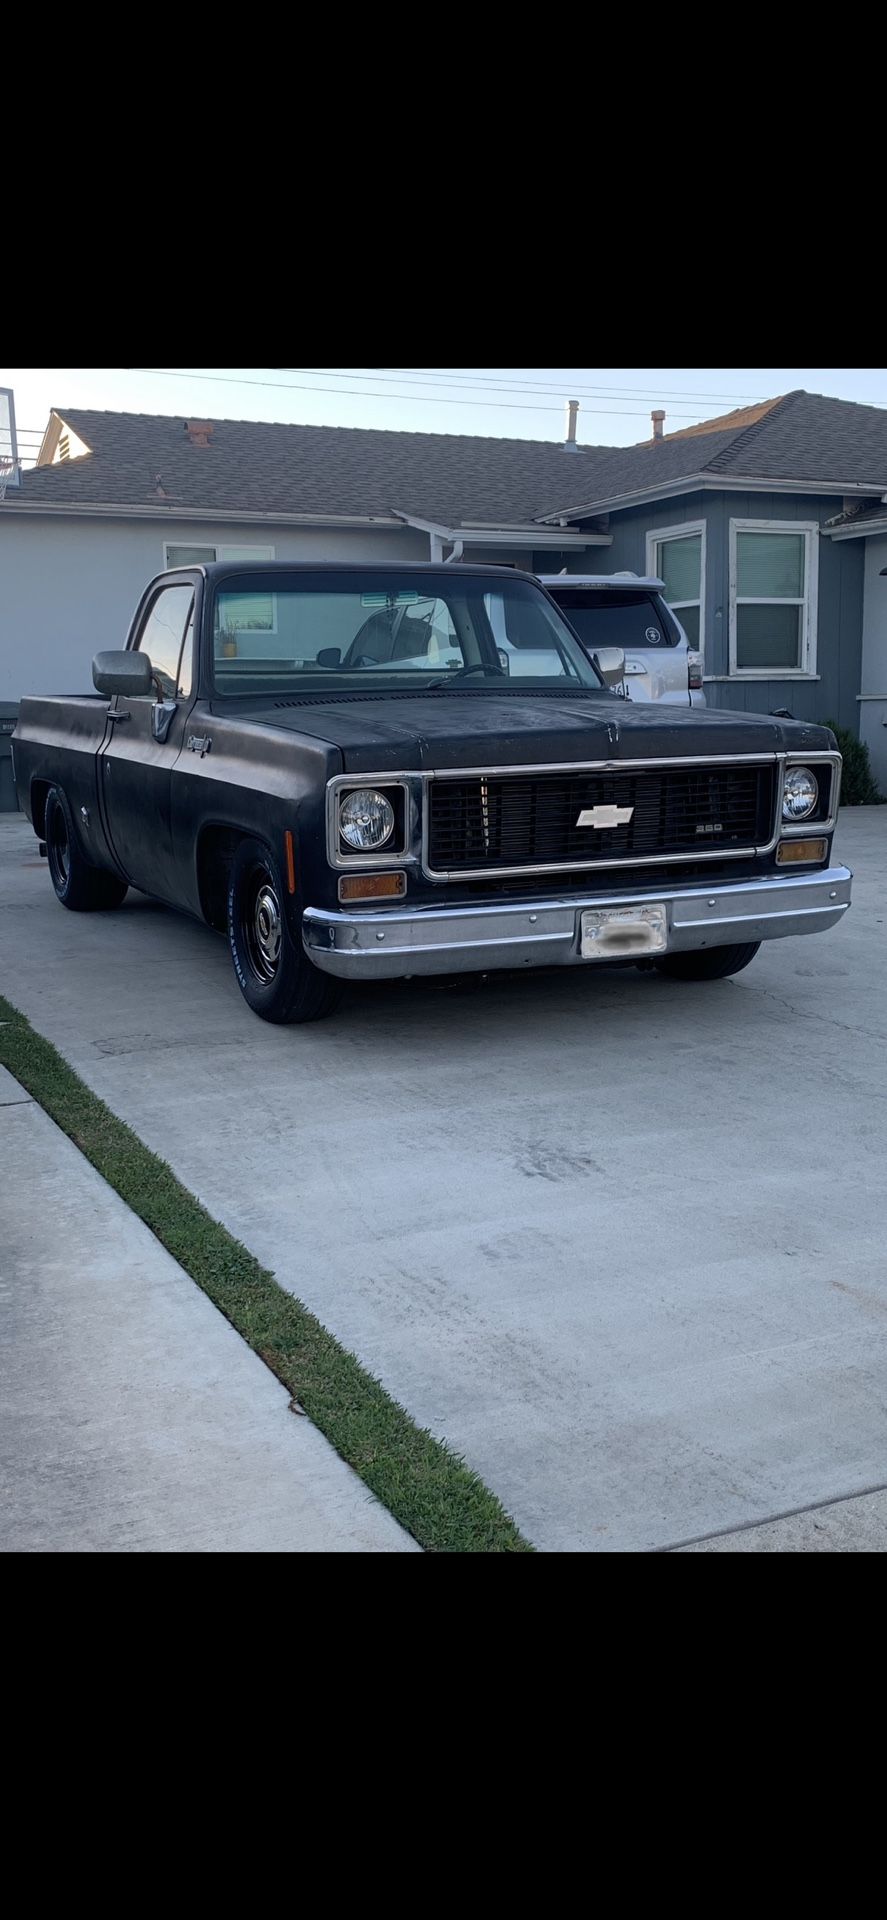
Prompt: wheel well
<box><xmin>31</xmin><ymin>779</ymin><xmax>52</xmax><ymax>837</ymax></box>
<box><xmin>196</xmin><ymin>824</ymin><xmax>249</xmax><ymax>930</ymax></box>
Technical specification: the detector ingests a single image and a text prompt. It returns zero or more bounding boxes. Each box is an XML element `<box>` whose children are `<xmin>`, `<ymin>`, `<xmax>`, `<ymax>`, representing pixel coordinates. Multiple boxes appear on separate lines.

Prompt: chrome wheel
<box><xmin>228</xmin><ymin>836</ymin><xmax>343</xmax><ymax>1024</ymax></box>
<box><xmin>244</xmin><ymin>875</ymin><xmax>282</xmax><ymax>984</ymax></box>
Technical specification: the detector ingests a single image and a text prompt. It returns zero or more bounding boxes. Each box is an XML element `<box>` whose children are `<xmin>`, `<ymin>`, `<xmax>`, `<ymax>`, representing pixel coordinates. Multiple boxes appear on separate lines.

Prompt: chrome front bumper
<box><xmin>303</xmin><ymin>866</ymin><xmax>853</xmax><ymax>980</ymax></box>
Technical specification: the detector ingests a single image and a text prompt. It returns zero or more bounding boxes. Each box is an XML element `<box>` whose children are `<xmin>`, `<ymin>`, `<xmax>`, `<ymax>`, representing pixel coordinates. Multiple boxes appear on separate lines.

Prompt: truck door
<box><xmin>99</xmin><ymin>581</ymin><xmax>196</xmax><ymax>902</ymax></box>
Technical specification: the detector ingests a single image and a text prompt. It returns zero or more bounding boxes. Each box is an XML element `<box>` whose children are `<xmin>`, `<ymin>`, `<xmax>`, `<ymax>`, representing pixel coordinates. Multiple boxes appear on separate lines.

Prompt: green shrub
<box><xmin>823</xmin><ymin>721</ymin><xmax>885</xmax><ymax>805</ymax></box>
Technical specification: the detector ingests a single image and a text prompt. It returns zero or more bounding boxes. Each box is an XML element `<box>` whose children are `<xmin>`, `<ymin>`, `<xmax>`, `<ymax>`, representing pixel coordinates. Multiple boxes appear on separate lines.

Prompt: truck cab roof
<box><xmin>162</xmin><ymin>559</ymin><xmax>540</xmax><ymax>584</ymax></box>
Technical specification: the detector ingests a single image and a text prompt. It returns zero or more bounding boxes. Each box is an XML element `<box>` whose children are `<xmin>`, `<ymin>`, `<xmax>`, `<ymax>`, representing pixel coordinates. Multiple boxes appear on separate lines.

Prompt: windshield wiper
<box><xmin>425</xmin><ymin>664</ymin><xmax>507</xmax><ymax>691</ymax></box>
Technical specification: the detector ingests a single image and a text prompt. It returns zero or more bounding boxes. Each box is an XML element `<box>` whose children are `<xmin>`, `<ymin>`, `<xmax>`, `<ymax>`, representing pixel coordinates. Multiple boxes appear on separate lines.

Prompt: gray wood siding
<box><xmin>570</xmin><ymin>491</ymin><xmax>865</xmax><ymax>733</ymax></box>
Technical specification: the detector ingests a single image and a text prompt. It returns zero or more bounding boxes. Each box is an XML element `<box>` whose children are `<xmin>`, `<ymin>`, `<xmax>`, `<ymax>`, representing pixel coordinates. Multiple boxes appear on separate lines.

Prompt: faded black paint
<box><xmin>13</xmin><ymin>563</ymin><xmax>839</xmax><ymax>935</ymax></box>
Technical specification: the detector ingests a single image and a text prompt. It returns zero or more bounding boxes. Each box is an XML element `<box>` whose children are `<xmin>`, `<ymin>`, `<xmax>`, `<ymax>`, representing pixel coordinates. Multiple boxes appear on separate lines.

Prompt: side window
<box><xmin>730</xmin><ymin>524</ymin><xmax>815</xmax><ymax>674</ymax></box>
<box><xmin>136</xmin><ymin>585</ymin><xmax>194</xmax><ymax>697</ymax></box>
<box><xmin>647</xmin><ymin>524</ymin><xmax>705</xmax><ymax>647</ymax></box>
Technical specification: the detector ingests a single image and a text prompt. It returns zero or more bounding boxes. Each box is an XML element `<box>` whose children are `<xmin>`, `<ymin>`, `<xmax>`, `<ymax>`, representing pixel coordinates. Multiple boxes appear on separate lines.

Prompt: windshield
<box><xmin>552</xmin><ymin>589</ymin><xmax>681</xmax><ymax>651</ymax></box>
<box><xmin>211</xmin><ymin>572</ymin><xmax>602</xmax><ymax>697</ymax></box>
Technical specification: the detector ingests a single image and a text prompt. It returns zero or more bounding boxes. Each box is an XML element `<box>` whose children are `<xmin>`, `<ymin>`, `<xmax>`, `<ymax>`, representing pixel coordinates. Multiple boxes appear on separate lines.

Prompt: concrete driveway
<box><xmin>1</xmin><ymin>809</ymin><xmax>884</xmax><ymax>1552</ymax></box>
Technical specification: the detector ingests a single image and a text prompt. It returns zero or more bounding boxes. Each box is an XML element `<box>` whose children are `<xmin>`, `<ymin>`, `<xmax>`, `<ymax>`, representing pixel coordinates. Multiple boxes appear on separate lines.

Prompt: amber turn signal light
<box><xmin>776</xmin><ymin>838</ymin><xmax>827</xmax><ymax>865</ymax></box>
<box><xmin>338</xmin><ymin>871</ymin><xmax>407</xmax><ymax>902</ymax></box>
<box><xmin>284</xmin><ymin>830</ymin><xmax>296</xmax><ymax>894</ymax></box>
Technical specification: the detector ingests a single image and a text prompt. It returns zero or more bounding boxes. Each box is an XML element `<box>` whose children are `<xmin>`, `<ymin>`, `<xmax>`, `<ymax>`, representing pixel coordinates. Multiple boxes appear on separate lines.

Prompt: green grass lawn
<box><xmin>0</xmin><ymin>993</ymin><xmax>532</xmax><ymax>1553</ymax></box>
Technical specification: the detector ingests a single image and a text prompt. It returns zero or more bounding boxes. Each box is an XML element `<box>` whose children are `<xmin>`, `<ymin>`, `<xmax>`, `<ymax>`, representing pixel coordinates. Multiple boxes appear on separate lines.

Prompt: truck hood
<box><xmin>229</xmin><ymin>692</ymin><xmax>835</xmax><ymax>774</ymax></box>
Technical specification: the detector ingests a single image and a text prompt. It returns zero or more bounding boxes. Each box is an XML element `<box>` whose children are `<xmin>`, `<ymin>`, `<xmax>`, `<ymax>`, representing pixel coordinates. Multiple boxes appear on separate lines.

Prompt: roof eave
<box><xmin>0</xmin><ymin>500</ymin><xmax>407</xmax><ymax>528</ymax></box>
<box><xmin>825</xmin><ymin>515</ymin><xmax>887</xmax><ymax>540</ymax></box>
<box><xmin>538</xmin><ymin>473</ymin><xmax>887</xmax><ymax>524</ymax></box>
<box><xmin>535</xmin><ymin>474</ymin><xmax>711</xmax><ymax>524</ymax></box>
<box><xmin>391</xmin><ymin>509</ymin><xmax>609</xmax><ymax>549</ymax></box>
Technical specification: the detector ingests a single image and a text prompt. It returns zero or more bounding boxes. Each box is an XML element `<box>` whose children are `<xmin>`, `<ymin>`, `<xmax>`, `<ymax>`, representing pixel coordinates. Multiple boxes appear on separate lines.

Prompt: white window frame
<box><xmin>645</xmin><ymin>520</ymin><xmax>706</xmax><ymax>650</ymax></box>
<box><xmin>163</xmin><ymin>542</ymin><xmax>277</xmax><ymax>634</ymax></box>
<box><xmin>728</xmin><ymin>519</ymin><xmax>818</xmax><ymax>679</ymax></box>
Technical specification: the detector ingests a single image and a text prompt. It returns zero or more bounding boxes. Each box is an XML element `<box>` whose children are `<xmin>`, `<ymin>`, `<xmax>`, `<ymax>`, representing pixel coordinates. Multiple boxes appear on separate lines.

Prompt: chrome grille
<box><xmin>427</xmin><ymin>763</ymin><xmax>776</xmax><ymax>874</ymax></box>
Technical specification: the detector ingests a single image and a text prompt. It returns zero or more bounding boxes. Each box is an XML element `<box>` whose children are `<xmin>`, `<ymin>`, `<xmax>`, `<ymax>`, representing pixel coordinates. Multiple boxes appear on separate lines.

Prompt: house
<box><xmin>534</xmin><ymin>390</ymin><xmax>887</xmax><ymax>785</ymax></box>
<box><xmin>814</xmin><ymin>497</ymin><xmax>887</xmax><ymax>791</ymax></box>
<box><xmin>0</xmin><ymin>407</ymin><xmax>615</xmax><ymax>707</ymax></box>
<box><xmin>2</xmin><ymin>389</ymin><xmax>885</xmax><ymax>807</ymax></box>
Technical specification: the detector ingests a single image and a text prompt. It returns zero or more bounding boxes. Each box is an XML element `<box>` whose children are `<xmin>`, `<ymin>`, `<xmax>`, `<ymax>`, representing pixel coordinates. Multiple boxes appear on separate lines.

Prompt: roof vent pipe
<box><xmin>564</xmin><ymin>399</ymin><xmax>579</xmax><ymax>449</ymax></box>
<box><xmin>651</xmin><ymin>409</ymin><xmax>665</xmax><ymax>442</ymax></box>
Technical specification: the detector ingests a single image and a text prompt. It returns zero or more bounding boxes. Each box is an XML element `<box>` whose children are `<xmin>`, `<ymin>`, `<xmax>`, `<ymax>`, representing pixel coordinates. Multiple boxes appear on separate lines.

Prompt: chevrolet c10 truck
<box><xmin>12</xmin><ymin>562</ymin><xmax>852</xmax><ymax>1024</ymax></box>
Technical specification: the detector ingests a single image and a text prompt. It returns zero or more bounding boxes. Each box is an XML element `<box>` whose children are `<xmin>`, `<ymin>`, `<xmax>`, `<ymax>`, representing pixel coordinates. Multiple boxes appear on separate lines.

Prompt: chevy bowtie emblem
<box><xmin>576</xmin><ymin>804</ymin><xmax>634</xmax><ymax>829</ymax></box>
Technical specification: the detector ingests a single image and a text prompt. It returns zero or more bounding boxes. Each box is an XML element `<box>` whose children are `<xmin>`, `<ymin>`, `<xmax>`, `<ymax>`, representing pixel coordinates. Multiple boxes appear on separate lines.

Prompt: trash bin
<box><xmin>0</xmin><ymin>706</ymin><xmax>20</xmax><ymax>811</ymax></box>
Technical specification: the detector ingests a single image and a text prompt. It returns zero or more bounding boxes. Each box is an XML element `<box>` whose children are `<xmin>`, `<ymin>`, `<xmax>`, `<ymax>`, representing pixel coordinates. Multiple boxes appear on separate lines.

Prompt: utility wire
<box><xmin>281</xmin><ymin>366</ymin><xmax>887</xmax><ymax>411</ymax></box>
<box><xmin>286</xmin><ymin>367</ymin><xmax>769</xmax><ymax>406</ymax></box>
<box><xmin>134</xmin><ymin>369</ymin><xmax>708</xmax><ymax>419</ymax></box>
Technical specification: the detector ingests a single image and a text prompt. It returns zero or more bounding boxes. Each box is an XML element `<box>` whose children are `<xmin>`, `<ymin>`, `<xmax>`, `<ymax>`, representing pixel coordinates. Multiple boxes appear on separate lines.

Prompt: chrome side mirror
<box><xmin>592</xmin><ymin>646</ymin><xmax>626</xmax><ymax>689</ymax></box>
<box><xmin>93</xmin><ymin>650</ymin><xmax>153</xmax><ymax>697</ymax></box>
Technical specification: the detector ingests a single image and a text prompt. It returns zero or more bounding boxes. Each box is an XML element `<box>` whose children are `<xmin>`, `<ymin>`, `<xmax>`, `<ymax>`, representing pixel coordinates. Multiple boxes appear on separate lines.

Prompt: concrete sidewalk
<box><xmin>0</xmin><ymin>1065</ymin><xmax>416</xmax><ymax>1554</ymax></box>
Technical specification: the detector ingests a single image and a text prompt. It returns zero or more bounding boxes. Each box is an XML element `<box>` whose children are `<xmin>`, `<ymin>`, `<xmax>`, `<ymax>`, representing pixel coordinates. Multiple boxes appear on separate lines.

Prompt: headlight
<box><xmin>339</xmin><ymin>789</ymin><xmax>395</xmax><ymax>850</ymax></box>
<box><xmin>782</xmin><ymin>766</ymin><xmax>819</xmax><ymax>822</ymax></box>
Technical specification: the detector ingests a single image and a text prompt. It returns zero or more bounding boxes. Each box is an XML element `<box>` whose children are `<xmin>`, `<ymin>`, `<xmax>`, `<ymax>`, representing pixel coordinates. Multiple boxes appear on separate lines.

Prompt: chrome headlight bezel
<box><xmin>326</xmin><ymin>774</ymin><xmax>420</xmax><ymax>871</ymax></box>
<box><xmin>782</xmin><ymin>765</ymin><xmax>819</xmax><ymax>823</ymax></box>
<box><xmin>338</xmin><ymin>788</ymin><xmax>396</xmax><ymax>852</ymax></box>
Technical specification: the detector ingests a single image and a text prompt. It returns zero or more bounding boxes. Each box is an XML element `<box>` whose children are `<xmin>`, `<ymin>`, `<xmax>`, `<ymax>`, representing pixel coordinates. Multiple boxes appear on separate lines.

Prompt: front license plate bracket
<box><xmin>580</xmin><ymin>903</ymin><xmax>668</xmax><ymax>960</ymax></box>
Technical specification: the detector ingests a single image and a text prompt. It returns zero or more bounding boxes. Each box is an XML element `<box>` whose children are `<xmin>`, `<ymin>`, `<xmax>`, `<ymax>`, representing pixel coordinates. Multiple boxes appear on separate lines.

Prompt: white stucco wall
<box><xmin>0</xmin><ymin>513</ymin><xmax>429</xmax><ymax>703</ymax></box>
<box><xmin>858</xmin><ymin>533</ymin><xmax>887</xmax><ymax>792</ymax></box>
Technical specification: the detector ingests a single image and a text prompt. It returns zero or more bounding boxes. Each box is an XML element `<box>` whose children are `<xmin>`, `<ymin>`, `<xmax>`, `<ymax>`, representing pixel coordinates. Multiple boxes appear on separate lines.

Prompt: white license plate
<box><xmin>580</xmin><ymin>903</ymin><xmax>668</xmax><ymax>960</ymax></box>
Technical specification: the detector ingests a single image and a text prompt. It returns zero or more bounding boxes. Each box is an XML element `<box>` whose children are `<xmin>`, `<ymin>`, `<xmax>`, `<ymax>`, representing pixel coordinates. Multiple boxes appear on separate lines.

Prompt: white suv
<box><xmin>538</xmin><ymin>573</ymin><xmax>705</xmax><ymax>707</ymax></box>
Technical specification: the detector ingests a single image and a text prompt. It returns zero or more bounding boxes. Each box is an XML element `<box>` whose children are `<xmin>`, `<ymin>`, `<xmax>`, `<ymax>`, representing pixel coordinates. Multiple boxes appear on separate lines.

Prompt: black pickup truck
<box><xmin>12</xmin><ymin>562</ymin><xmax>851</xmax><ymax>1023</ymax></box>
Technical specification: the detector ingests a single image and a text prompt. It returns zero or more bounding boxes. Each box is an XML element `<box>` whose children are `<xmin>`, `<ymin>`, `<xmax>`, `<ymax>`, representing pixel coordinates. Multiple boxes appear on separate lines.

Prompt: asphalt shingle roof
<box><xmin>15</xmin><ymin>408</ymin><xmax>608</xmax><ymax>525</ymax></box>
<box><xmin>544</xmin><ymin>391</ymin><xmax>887</xmax><ymax>519</ymax></box>
<box><xmin>12</xmin><ymin>391</ymin><xmax>887</xmax><ymax>528</ymax></box>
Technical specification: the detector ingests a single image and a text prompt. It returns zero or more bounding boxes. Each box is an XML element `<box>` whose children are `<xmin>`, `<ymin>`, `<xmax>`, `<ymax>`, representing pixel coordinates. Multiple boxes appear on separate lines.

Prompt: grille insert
<box><xmin>427</xmin><ymin>763</ymin><xmax>776</xmax><ymax>873</ymax></box>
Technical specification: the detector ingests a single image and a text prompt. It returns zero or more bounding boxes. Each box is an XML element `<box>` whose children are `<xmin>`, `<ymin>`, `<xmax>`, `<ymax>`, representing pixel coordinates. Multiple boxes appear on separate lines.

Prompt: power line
<box><xmin>289</xmin><ymin>367</ymin><xmax>769</xmax><ymax>406</ymax></box>
<box><xmin>134</xmin><ymin>368</ymin><xmax>709</xmax><ymax>419</ymax></box>
<box><xmin>338</xmin><ymin>367</ymin><xmax>887</xmax><ymax>411</ymax></box>
<box><xmin>277</xmin><ymin>367</ymin><xmax>735</xmax><ymax>410</ymax></box>
<box><xmin>140</xmin><ymin>367</ymin><xmax>887</xmax><ymax>416</ymax></box>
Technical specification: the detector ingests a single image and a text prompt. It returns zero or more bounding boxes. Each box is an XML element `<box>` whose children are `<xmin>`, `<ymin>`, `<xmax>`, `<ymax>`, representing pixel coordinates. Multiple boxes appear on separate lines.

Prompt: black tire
<box><xmin>655</xmin><ymin>941</ymin><xmax>761</xmax><ymax>983</ymax></box>
<box><xmin>227</xmin><ymin>836</ymin><xmax>343</xmax><ymax>1024</ymax></box>
<box><xmin>44</xmin><ymin>787</ymin><xmax>128</xmax><ymax>912</ymax></box>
